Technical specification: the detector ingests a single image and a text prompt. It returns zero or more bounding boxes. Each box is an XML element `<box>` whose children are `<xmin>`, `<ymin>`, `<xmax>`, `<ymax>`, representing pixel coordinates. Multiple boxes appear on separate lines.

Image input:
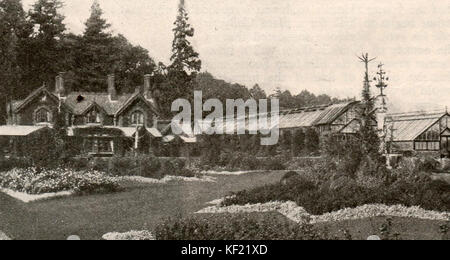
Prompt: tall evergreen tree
<box><xmin>27</xmin><ymin>0</ymin><xmax>66</xmax><ymax>86</ymax></box>
<box><xmin>249</xmin><ymin>84</ymin><xmax>267</xmax><ymax>100</ymax></box>
<box><xmin>76</xmin><ymin>0</ymin><xmax>113</xmax><ymax>91</ymax></box>
<box><xmin>0</xmin><ymin>0</ymin><xmax>32</xmax><ymax>123</ymax></box>
<box><xmin>155</xmin><ymin>0</ymin><xmax>201</xmax><ymax>117</ymax></box>
<box><xmin>169</xmin><ymin>0</ymin><xmax>201</xmax><ymax>75</ymax></box>
<box><xmin>357</xmin><ymin>53</ymin><xmax>380</xmax><ymax>157</ymax></box>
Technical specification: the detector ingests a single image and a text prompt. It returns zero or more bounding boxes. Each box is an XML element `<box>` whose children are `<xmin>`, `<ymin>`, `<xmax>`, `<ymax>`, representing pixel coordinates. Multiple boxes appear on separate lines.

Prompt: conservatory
<box><xmin>386</xmin><ymin>110</ymin><xmax>450</xmax><ymax>157</ymax></box>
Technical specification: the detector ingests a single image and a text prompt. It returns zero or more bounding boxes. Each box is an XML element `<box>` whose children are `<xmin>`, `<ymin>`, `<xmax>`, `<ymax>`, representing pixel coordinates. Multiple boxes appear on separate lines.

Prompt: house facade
<box><xmin>0</xmin><ymin>73</ymin><xmax>162</xmax><ymax>157</ymax></box>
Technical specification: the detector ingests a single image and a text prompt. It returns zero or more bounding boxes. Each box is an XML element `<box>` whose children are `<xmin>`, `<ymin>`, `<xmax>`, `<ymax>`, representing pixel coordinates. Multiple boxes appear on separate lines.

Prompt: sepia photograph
<box><xmin>0</xmin><ymin>0</ymin><xmax>449</xmax><ymax>245</ymax></box>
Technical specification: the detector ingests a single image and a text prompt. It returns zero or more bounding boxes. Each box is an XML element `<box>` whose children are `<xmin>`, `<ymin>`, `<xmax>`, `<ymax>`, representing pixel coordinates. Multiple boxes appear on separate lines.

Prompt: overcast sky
<box><xmin>22</xmin><ymin>0</ymin><xmax>450</xmax><ymax>112</ymax></box>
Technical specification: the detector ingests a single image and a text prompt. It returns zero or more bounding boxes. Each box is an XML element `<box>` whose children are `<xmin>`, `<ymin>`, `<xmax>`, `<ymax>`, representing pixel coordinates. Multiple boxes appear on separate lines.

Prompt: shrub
<box><xmin>417</xmin><ymin>157</ymin><xmax>440</xmax><ymax>173</ymax></box>
<box><xmin>226</xmin><ymin>152</ymin><xmax>259</xmax><ymax>171</ymax></box>
<box><xmin>280</xmin><ymin>171</ymin><xmax>299</xmax><ymax>185</ymax></box>
<box><xmin>218</xmin><ymin>152</ymin><xmax>232</xmax><ymax>167</ymax></box>
<box><xmin>88</xmin><ymin>158</ymin><xmax>110</xmax><ymax>172</ymax></box>
<box><xmin>263</xmin><ymin>156</ymin><xmax>286</xmax><ymax>170</ymax></box>
<box><xmin>159</xmin><ymin>158</ymin><xmax>189</xmax><ymax>177</ymax></box>
<box><xmin>140</xmin><ymin>156</ymin><xmax>162</xmax><ymax>178</ymax></box>
<box><xmin>155</xmin><ymin>213</ymin><xmax>333</xmax><ymax>240</ymax></box>
<box><xmin>0</xmin><ymin>157</ymin><xmax>32</xmax><ymax>172</ymax></box>
<box><xmin>63</xmin><ymin>157</ymin><xmax>90</xmax><ymax>171</ymax></box>
<box><xmin>305</xmin><ymin>128</ymin><xmax>320</xmax><ymax>154</ymax></box>
<box><xmin>26</xmin><ymin>128</ymin><xmax>65</xmax><ymax>168</ymax></box>
<box><xmin>223</xmin><ymin>166</ymin><xmax>450</xmax><ymax>215</ymax></box>
<box><xmin>293</xmin><ymin>129</ymin><xmax>306</xmax><ymax>155</ymax></box>
<box><xmin>109</xmin><ymin>157</ymin><xmax>137</xmax><ymax>176</ymax></box>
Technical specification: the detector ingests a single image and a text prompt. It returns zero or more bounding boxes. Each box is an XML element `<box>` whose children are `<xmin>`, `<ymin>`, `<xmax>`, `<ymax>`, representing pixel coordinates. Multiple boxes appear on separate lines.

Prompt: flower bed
<box><xmin>197</xmin><ymin>201</ymin><xmax>450</xmax><ymax>224</ymax></box>
<box><xmin>155</xmin><ymin>212</ymin><xmax>328</xmax><ymax>240</ymax></box>
<box><xmin>102</xmin><ymin>230</ymin><xmax>155</xmax><ymax>240</ymax></box>
<box><xmin>223</xmin><ymin>171</ymin><xmax>450</xmax><ymax>215</ymax></box>
<box><xmin>0</xmin><ymin>168</ymin><xmax>120</xmax><ymax>195</ymax></box>
<box><xmin>117</xmin><ymin>175</ymin><xmax>216</xmax><ymax>184</ymax></box>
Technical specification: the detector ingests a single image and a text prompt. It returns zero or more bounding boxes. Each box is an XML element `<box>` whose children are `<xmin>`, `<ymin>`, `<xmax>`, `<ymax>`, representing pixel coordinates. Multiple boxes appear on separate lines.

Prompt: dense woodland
<box><xmin>0</xmin><ymin>0</ymin><xmax>346</xmax><ymax>123</ymax></box>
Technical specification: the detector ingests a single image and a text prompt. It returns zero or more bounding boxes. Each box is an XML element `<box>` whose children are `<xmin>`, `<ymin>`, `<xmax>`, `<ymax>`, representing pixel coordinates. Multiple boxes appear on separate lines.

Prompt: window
<box><xmin>84</xmin><ymin>138</ymin><xmax>113</xmax><ymax>154</ymax></box>
<box><xmin>415</xmin><ymin>141</ymin><xmax>439</xmax><ymax>151</ymax></box>
<box><xmin>36</xmin><ymin>108</ymin><xmax>50</xmax><ymax>123</ymax></box>
<box><xmin>87</xmin><ymin>110</ymin><xmax>101</xmax><ymax>124</ymax></box>
<box><xmin>131</xmin><ymin>111</ymin><xmax>145</xmax><ymax>125</ymax></box>
<box><xmin>98</xmin><ymin>139</ymin><xmax>113</xmax><ymax>153</ymax></box>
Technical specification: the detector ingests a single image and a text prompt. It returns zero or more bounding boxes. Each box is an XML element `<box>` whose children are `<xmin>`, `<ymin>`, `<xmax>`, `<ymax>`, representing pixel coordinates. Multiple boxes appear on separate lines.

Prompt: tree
<box><xmin>249</xmin><ymin>84</ymin><xmax>267</xmax><ymax>100</ymax></box>
<box><xmin>26</xmin><ymin>0</ymin><xmax>66</xmax><ymax>86</ymax></box>
<box><xmin>0</xmin><ymin>0</ymin><xmax>32</xmax><ymax>123</ymax></box>
<box><xmin>76</xmin><ymin>0</ymin><xmax>113</xmax><ymax>91</ymax></box>
<box><xmin>357</xmin><ymin>53</ymin><xmax>380</xmax><ymax>158</ymax></box>
<box><xmin>194</xmin><ymin>72</ymin><xmax>251</xmax><ymax>103</ymax></box>
<box><xmin>156</xmin><ymin>0</ymin><xmax>201</xmax><ymax>118</ymax></box>
<box><xmin>169</xmin><ymin>0</ymin><xmax>201</xmax><ymax>75</ymax></box>
<box><xmin>110</xmin><ymin>34</ymin><xmax>157</xmax><ymax>93</ymax></box>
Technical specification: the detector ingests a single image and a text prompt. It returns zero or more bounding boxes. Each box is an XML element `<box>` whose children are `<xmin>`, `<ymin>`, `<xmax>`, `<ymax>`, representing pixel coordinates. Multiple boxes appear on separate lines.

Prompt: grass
<box><xmin>0</xmin><ymin>171</ymin><xmax>286</xmax><ymax>240</ymax></box>
<box><xmin>313</xmin><ymin>217</ymin><xmax>449</xmax><ymax>240</ymax></box>
<box><xmin>1</xmin><ymin>170</ymin><xmax>447</xmax><ymax>240</ymax></box>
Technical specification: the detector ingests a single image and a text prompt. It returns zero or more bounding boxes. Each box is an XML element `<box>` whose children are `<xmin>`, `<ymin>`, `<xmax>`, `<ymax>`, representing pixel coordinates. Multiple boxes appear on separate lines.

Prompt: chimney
<box><xmin>108</xmin><ymin>74</ymin><xmax>117</xmax><ymax>101</ymax></box>
<box><xmin>144</xmin><ymin>74</ymin><xmax>152</xmax><ymax>100</ymax></box>
<box><xmin>55</xmin><ymin>72</ymin><xmax>65</xmax><ymax>97</ymax></box>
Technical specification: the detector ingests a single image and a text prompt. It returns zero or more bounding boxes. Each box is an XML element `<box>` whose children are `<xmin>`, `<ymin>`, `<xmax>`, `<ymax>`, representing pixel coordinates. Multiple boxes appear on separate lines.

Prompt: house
<box><xmin>0</xmin><ymin>73</ymin><xmax>162</xmax><ymax>157</ymax></box>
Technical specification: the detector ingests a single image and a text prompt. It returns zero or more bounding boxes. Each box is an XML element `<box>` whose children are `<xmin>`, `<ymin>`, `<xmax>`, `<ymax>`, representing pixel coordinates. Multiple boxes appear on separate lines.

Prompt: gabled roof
<box><xmin>114</xmin><ymin>93</ymin><xmax>157</xmax><ymax>117</ymax></box>
<box><xmin>442</xmin><ymin>128</ymin><xmax>450</xmax><ymax>137</ymax></box>
<box><xmin>278</xmin><ymin>101</ymin><xmax>358</xmax><ymax>129</ymax></box>
<box><xmin>314</xmin><ymin>102</ymin><xmax>358</xmax><ymax>125</ymax></box>
<box><xmin>14</xmin><ymin>85</ymin><xmax>71</xmax><ymax>113</ymax></box>
<box><xmin>386</xmin><ymin>110</ymin><xmax>447</xmax><ymax>141</ymax></box>
<box><xmin>79</xmin><ymin>101</ymin><xmax>107</xmax><ymax>115</ymax></box>
<box><xmin>13</xmin><ymin>89</ymin><xmax>158</xmax><ymax>117</ymax></box>
<box><xmin>63</xmin><ymin>92</ymin><xmax>133</xmax><ymax>116</ymax></box>
<box><xmin>279</xmin><ymin>109</ymin><xmax>325</xmax><ymax>129</ymax></box>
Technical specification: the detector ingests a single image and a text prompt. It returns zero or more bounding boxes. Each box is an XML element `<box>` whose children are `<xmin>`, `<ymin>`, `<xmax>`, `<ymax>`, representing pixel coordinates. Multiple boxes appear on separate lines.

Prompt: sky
<box><xmin>22</xmin><ymin>0</ymin><xmax>450</xmax><ymax>112</ymax></box>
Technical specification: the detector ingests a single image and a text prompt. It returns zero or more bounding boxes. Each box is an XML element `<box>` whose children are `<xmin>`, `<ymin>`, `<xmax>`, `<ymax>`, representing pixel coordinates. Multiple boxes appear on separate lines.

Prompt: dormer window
<box><xmin>131</xmin><ymin>111</ymin><xmax>144</xmax><ymax>126</ymax></box>
<box><xmin>87</xmin><ymin>110</ymin><xmax>101</xmax><ymax>124</ymax></box>
<box><xmin>36</xmin><ymin>108</ymin><xmax>50</xmax><ymax>123</ymax></box>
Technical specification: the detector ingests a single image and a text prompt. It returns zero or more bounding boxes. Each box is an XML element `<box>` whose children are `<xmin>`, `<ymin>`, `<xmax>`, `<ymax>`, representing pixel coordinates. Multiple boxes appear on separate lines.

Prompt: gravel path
<box><xmin>0</xmin><ymin>231</ymin><xmax>11</xmax><ymax>240</ymax></box>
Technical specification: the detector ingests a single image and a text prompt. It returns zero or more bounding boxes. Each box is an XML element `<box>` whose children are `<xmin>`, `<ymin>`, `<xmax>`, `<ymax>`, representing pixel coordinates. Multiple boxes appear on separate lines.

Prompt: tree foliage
<box><xmin>169</xmin><ymin>0</ymin><xmax>201</xmax><ymax>75</ymax></box>
<box><xmin>0</xmin><ymin>0</ymin><xmax>32</xmax><ymax>123</ymax></box>
<box><xmin>26</xmin><ymin>0</ymin><xmax>66</xmax><ymax>85</ymax></box>
<box><xmin>357</xmin><ymin>57</ymin><xmax>381</xmax><ymax>158</ymax></box>
<box><xmin>0</xmin><ymin>0</ymin><xmax>346</xmax><ymax>123</ymax></box>
<box><xmin>155</xmin><ymin>0</ymin><xmax>202</xmax><ymax>118</ymax></box>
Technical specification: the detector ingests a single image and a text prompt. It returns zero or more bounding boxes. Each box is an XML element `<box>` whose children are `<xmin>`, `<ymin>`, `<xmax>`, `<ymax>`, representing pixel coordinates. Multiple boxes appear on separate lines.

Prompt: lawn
<box><xmin>313</xmin><ymin>216</ymin><xmax>449</xmax><ymax>240</ymax></box>
<box><xmin>0</xmin><ymin>171</ymin><xmax>286</xmax><ymax>240</ymax></box>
